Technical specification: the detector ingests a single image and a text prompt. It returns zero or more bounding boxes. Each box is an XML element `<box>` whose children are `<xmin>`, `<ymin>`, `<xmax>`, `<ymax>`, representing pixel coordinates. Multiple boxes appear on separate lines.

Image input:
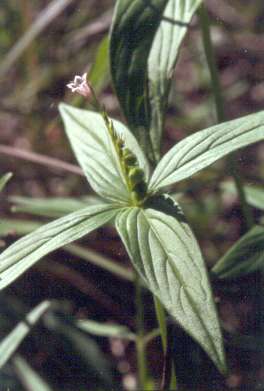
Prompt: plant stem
<box><xmin>198</xmin><ymin>4</ymin><xmax>254</xmax><ymax>230</ymax></box>
<box><xmin>135</xmin><ymin>272</ymin><xmax>148</xmax><ymax>389</ymax></box>
<box><xmin>154</xmin><ymin>296</ymin><xmax>167</xmax><ymax>351</ymax></box>
<box><xmin>154</xmin><ymin>296</ymin><xmax>177</xmax><ymax>390</ymax></box>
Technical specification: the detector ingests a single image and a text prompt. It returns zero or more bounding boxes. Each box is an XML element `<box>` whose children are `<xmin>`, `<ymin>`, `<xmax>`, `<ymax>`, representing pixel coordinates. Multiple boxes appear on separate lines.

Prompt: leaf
<box><xmin>43</xmin><ymin>309</ymin><xmax>114</xmax><ymax>389</ymax></box>
<box><xmin>0</xmin><ymin>204</ymin><xmax>118</xmax><ymax>290</ymax></box>
<box><xmin>0</xmin><ymin>218</ymin><xmax>41</xmax><ymax>237</ymax></box>
<box><xmin>0</xmin><ymin>301</ymin><xmax>51</xmax><ymax>369</ymax></box>
<box><xmin>115</xmin><ymin>195</ymin><xmax>226</xmax><ymax>373</ymax></box>
<box><xmin>10</xmin><ymin>195</ymin><xmax>100</xmax><ymax>218</ymax></box>
<box><xmin>88</xmin><ymin>35</ymin><xmax>110</xmax><ymax>92</ymax></box>
<box><xmin>245</xmin><ymin>186</ymin><xmax>264</xmax><ymax>211</ymax></box>
<box><xmin>12</xmin><ymin>355</ymin><xmax>54</xmax><ymax>391</ymax></box>
<box><xmin>0</xmin><ymin>172</ymin><xmax>12</xmax><ymax>192</ymax></box>
<box><xmin>148</xmin><ymin>0</ymin><xmax>202</xmax><ymax>160</ymax></box>
<box><xmin>221</xmin><ymin>182</ymin><xmax>264</xmax><ymax>211</ymax></box>
<box><xmin>110</xmin><ymin>0</ymin><xmax>169</xmax><ymax>160</ymax></box>
<box><xmin>149</xmin><ymin>111</ymin><xmax>264</xmax><ymax>191</ymax></box>
<box><xmin>59</xmin><ymin>103</ymin><xmax>149</xmax><ymax>204</ymax></box>
<box><xmin>77</xmin><ymin>319</ymin><xmax>136</xmax><ymax>341</ymax></box>
<box><xmin>211</xmin><ymin>226</ymin><xmax>264</xmax><ymax>279</ymax></box>
<box><xmin>0</xmin><ymin>218</ymin><xmax>134</xmax><ymax>282</ymax></box>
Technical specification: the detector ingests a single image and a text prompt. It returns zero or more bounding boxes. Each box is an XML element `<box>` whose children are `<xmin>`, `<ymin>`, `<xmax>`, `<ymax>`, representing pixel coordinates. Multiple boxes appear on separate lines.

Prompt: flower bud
<box><xmin>128</xmin><ymin>167</ymin><xmax>145</xmax><ymax>187</ymax></box>
<box><xmin>122</xmin><ymin>148</ymin><xmax>137</xmax><ymax>166</ymax></box>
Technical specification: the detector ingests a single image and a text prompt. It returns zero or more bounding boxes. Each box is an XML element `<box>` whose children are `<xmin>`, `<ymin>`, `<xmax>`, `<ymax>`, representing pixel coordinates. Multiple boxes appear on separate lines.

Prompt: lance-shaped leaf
<box><xmin>12</xmin><ymin>355</ymin><xmax>54</xmax><ymax>391</ymax></box>
<box><xmin>148</xmin><ymin>0</ymin><xmax>202</xmax><ymax>160</ymax></box>
<box><xmin>10</xmin><ymin>195</ymin><xmax>100</xmax><ymax>218</ymax></box>
<box><xmin>77</xmin><ymin>319</ymin><xmax>136</xmax><ymax>341</ymax></box>
<box><xmin>110</xmin><ymin>0</ymin><xmax>169</xmax><ymax>160</ymax></box>
<box><xmin>0</xmin><ymin>173</ymin><xmax>12</xmax><ymax>192</ymax></box>
<box><xmin>115</xmin><ymin>195</ymin><xmax>226</xmax><ymax>373</ymax></box>
<box><xmin>0</xmin><ymin>204</ymin><xmax>118</xmax><ymax>290</ymax></box>
<box><xmin>0</xmin><ymin>301</ymin><xmax>51</xmax><ymax>369</ymax></box>
<box><xmin>212</xmin><ymin>226</ymin><xmax>264</xmax><ymax>279</ymax></box>
<box><xmin>149</xmin><ymin>111</ymin><xmax>264</xmax><ymax>191</ymax></box>
<box><xmin>59</xmin><ymin>103</ymin><xmax>149</xmax><ymax>204</ymax></box>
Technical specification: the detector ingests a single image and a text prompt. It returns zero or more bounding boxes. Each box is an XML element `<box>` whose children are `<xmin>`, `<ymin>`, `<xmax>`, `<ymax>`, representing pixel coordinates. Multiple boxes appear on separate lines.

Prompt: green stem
<box><xmin>135</xmin><ymin>273</ymin><xmax>148</xmax><ymax>389</ymax></box>
<box><xmin>198</xmin><ymin>4</ymin><xmax>254</xmax><ymax>230</ymax></box>
<box><xmin>154</xmin><ymin>296</ymin><xmax>177</xmax><ymax>390</ymax></box>
<box><xmin>154</xmin><ymin>296</ymin><xmax>167</xmax><ymax>351</ymax></box>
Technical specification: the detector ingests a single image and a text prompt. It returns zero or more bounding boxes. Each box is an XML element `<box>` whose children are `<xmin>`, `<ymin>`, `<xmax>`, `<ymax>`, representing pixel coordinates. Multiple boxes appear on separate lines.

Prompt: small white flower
<box><xmin>66</xmin><ymin>73</ymin><xmax>91</xmax><ymax>98</ymax></box>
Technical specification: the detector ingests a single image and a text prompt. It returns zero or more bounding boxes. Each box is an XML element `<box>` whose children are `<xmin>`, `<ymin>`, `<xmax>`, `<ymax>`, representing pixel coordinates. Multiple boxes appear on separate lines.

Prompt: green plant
<box><xmin>1</xmin><ymin>1</ymin><xmax>264</xmax><ymax>389</ymax></box>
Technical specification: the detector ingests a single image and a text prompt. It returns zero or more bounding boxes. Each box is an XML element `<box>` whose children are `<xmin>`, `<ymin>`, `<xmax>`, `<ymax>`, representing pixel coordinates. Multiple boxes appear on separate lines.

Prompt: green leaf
<box><xmin>115</xmin><ymin>195</ymin><xmax>226</xmax><ymax>373</ymax></box>
<box><xmin>43</xmin><ymin>310</ymin><xmax>114</xmax><ymax>389</ymax></box>
<box><xmin>110</xmin><ymin>0</ymin><xmax>169</xmax><ymax>160</ymax></box>
<box><xmin>88</xmin><ymin>35</ymin><xmax>110</xmax><ymax>92</ymax></box>
<box><xmin>221</xmin><ymin>182</ymin><xmax>264</xmax><ymax>211</ymax></box>
<box><xmin>10</xmin><ymin>195</ymin><xmax>100</xmax><ymax>218</ymax></box>
<box><xmin>150</xmin><ymin>111</ymin><xmax>264</xmax><ymax>191</ymax></box>
<box><xmin>0</xmin><ymin>204</ymin><xmax>118</xmax><ymax>290</ymax></box>
<box><xmin>59</xmin><ymin>103</ymin><xmax>149</xmax><ymax>204</ymax></box>
<box><xmin>77</xmin><ymin>319</ymin><xmax>136</xmax><ymax>341</ymax></box>
<box><xmin>0</xmin><ymin>218</ymin><xmax>134</xmax><ymax>282</ymax></box>
<box><xmin>0</xmin><ymin>301</ymin><xmax>51</xmax><ymax>369</ymax></box>
<box><xmin>212</xmin><ymin>226</ymin><xmax>264</xmax><ymax>279</ymax></box>
<box><xmin>245</xmin><ymin>186</ymin><xmax>264</xmax><ymax>210</ymax></box>
<box><xmin>0</xmin><ymin>172</ymin><xmax>12</xmax><ymax>192</ymax></box>
<box><xmin>12</xmin><ymin>355</ymin><xmax>54</xmax><ymax>391</ymax></box>
<box><xmin>148</xmin><ymin>0</ymin><xmax>202</xmax><ymax>160</ymax></box>
<box><xmin>0</xmin><ymin>218</ymin><xmax>41</xmax><ymax>236</ymax></box>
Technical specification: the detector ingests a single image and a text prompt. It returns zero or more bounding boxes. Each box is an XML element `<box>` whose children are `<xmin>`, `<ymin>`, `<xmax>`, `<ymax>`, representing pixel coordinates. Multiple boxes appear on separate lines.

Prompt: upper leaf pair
<box><xmin>61</xmin><ymin>104</ymin><xmax>264</xmax><ymax>203</ymax></box>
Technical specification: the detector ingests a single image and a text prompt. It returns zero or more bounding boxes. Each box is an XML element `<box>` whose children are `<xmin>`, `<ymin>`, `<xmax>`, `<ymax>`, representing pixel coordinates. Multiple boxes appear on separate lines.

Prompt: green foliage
<box><xmin>9</xmin><ymin>195</ymin><xmax>99</xmax><ymax>218</ymax></box>
<box><xmin>88</xmin><ymin>35</ymin><xmax>110</xmax><ymax>92</ymax></box>
<box><xmin>1</xmin><ymin>98</ymin><xmax>264</xmax><ymax>372</ymax></box>
<box><xmin>212</xmin><ymin>225</ymin><xmax>264</xmax><ymax>279</ymax></box>
<box><xmin>0</xmin><ymin>301</ymin><xmax>51</xmax><ymax>369</ymax></box>
<box><xmin>1</xmin><ymin>0</ymin><xmax>264</xmax><ymax>384</ymax></box>
<box><xmin>149</xmin><ymin>111</ymin><xmax>264</xmax><ymax>191</ymax></box>
<box><xmin>222</xmin><ymin>182</ymin><xmax>264</xmax><ymax>211</ymax></box>
<box><xmin>0</xmin><ymin>204</ymin><xmax>118</xmax><ymax>289</ymax></box>
<box><xmin>78</xmin><ymin>319</ymin><xmax>136</xmax><ymax>340</ymax></box>
<box><xmin>12</xmin><ymin>356</ymin><xmax>54</xmax><ymax>391</ymax></box>
<box><xmin>110</xmin><ymin>0</ymin><xmax>202</xmax><ymax>162</ymax></box>
<box><xmin>0</xmin><ymin>172</ymin><xmax>12</xmax><ymax>192</ymax></box>
<box><xmin>0</xmin><ymin>298</ymin><xmax>115</xmax><ymax>391</ymax></box>
<box><xmin>244</xmin><ymin>186</ymin><xmax>264</xmax><ymax>211</ymax></box>
<box><xmin>59</xmin><ymin>103</ymin><xmax>150</xmax><ymax>204</ymax></box>
<box><xmin>110</xmin><ymin>0</ymin><xmax>169</xmax><ymax>161</ymax></box>
<box><xmin>115</xmin><ymin>195</ymin><xmax>226</xmax><ymax>372</ymax></box>
<box><xmin>148</xmin><ymin>0</ymin><xmax>202</xmax><ymax>161</ymax></box>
